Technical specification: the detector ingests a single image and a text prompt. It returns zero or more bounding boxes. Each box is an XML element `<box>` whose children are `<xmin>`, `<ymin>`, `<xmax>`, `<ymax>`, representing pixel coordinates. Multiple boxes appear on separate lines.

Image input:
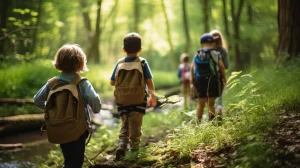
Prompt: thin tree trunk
<box><xmin>277</xmin><ymin>0</ymin><xmax>300</xmax><ymax>67</ymax></box>
<box><xmin>107</xmin><ymin>0</ymin><xmax>119</xmax><ymax>61</ymax></box>
<box><xmin>29</xmin><ymin>0</ymin><xmax>42</xmax><ymax>53</ymax></box>
<box><xmin>231</xmin><ymin>0</ymin><xmax>245</xmax><ymax>71</ymax></box>
<box><xmin>243</xmin><ymin>2</ymin><xmax>252</xmax><ymax>69</ymax></box>
<box><xmin>134</xmin><ymin>0</ymin><xmax>139</xmax><ymax>32</ymax></box>
<box><xmin>0</xmin><ymin>0</ymin><xmax>10</xmax><ymax>59</ymax></box>
<box><xmin>222</xmin><ymin>0</ymin><xmax>230</xmax><ymax>37</ymax></box>
<box><xmin>80</xmin><ymin>0</ymin><xmax>93</xmax><ymax>41</ymax></box>
<box><xmin>88</xmin><ymin>0</ymin><xmax>102</xmax><ymax>63</ymax></box>
<box><xmin>182</xmin><ymin>0</ymin><xmax>191</xmax><ymax>53</ymax></box>
<box><xmin>202</xmin><ymin>0</ymin><xmax>209</xmax><ymax>32</ymax></box>
<box><xmin>161</xmin><ymin>0</ymin><xmax>176</xmax><ymax>69</ymax></box>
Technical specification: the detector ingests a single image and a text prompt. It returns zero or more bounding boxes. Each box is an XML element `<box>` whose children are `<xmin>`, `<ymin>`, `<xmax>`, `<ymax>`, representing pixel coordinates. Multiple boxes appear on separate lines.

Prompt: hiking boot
<box><xmin>116</xmin><ymin>148</ymin><xmax>126</xmax><ymax>161</ymax></box>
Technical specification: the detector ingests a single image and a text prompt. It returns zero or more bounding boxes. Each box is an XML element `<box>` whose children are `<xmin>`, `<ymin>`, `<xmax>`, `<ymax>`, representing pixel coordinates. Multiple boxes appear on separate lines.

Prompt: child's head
<box><xmin>180</xmin><ymin>53</ymin><xmax>189</xmax><ymax>63</ymax></box>
<box><xmin>52</xmin><ymin>44</ymin><xmax>88</xmax><ymax>73</ymax></box>
<box><xmin>123</xmin><ymin>32</ymin><xmax>142</xmax><ymax>54</ymax></box>
<box><xmin>209</xmin><ymin>29</ymin><xmax>227</xmax><ymax>51</ymax></box>
<box><xmin>200</xmin><ymin>33</ymin><xmax>215</xmax><ymax>48</ymax></box>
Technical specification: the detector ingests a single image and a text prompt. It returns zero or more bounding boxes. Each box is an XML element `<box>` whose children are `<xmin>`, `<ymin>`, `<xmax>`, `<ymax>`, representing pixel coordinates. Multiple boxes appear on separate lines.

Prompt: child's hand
<box><xmin>222</xmin><ymin>77</ymin><xmax>227</xmax><ymax>85</ymax></box>
<box><xmin>147</xmin><ymin>94</ymin><xmax>157</xmax><ymax>107</ymax></box>
<box><xmin>190</xmin><ymin>84</ymin><xmax>194</xmax><ymax>89</ymax></box>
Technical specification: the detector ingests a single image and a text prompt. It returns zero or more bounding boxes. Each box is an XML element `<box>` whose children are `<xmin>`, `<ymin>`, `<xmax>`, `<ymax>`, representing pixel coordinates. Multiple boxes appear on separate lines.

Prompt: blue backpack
<box><xmin>194</xmin><ymin>48</ymin><xmax>219</xmax><ymax>77</ymax></box>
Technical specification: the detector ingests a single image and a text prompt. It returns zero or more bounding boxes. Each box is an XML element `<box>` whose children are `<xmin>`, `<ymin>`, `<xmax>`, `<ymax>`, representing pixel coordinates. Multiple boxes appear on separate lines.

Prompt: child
<box><xmin>110</xmin><ymin>32</ymin><xmax>157</xmax><ymax>160</ymax></box>
<box><xmin>190</xmin><ymin>33</ymin><xmax>226</xmax><ymax>121</ymax></box>
<box><xmin>209</xmin><ymin>30</ymin><xmax>229</xmax><ymax>115</ymax></box>
<box><xmin>177</xmin><ymin>53</ymin><xmax>191</xmax><ymax>109</ymax></box>
<box><xmin>33</xmin><ymin>44</ymin><xmax>102</xmax><ymax>167</ymax></box>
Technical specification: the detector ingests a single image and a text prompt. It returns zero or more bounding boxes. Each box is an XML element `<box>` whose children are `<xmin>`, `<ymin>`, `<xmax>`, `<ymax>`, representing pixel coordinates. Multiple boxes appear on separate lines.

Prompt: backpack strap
<box><xmin>48</xmin><ymin>77</ymin><xmax>60</xmax><ymax>90</ymax></box>
<box><xmin>117</xmin><ymin>57</ymin><xmax>126</xmax><ymax>64</ymax></box>
<box><xmin>209</xmin><ymin>49</ymin><xmax>219</xmax><ymax>64</ymax></box>
<box><xmin>208</xmin><ymin>50</ymin><xmax>220</xmax><ymax>76</ymax></box>
<box><xmin>70</xmin><ymin>75</ymin><xmax>87</xmax><ymax>86</ymax></box>
<box><xmin>115</xmin><ymin>57</ymin><xmax>145</xmax><ymax>79</ymax></box>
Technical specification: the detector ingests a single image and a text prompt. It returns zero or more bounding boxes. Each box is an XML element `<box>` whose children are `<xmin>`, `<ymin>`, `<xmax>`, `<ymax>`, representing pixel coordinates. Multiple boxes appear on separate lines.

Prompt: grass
<box><xmin>40</xmin><ymin>62</ymin><xmax>300</xmax><ymax>167</ymax></box>
<box><xmin>117</xmin><ymin>63</ymin><xmax>300</xmax><ymax>167</ymax></box>
<box><xmin>4</xmin><ymin>59</ymin><xmax>300</xmax><ymax>167</ymax></box>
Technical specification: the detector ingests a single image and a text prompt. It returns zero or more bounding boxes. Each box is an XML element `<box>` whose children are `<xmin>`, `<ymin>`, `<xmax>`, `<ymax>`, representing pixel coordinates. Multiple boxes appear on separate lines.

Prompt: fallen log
<box><xmin>0</xmin><ymin>114</ymin><xmax>44</xmax><ymax>136</ymax></box>
<box><xmin>0</xmin><ymin>98</ymin><xmax>34</xmax><ymax>105</ymax></box>
<box><xmin>0</xmin><ymin>143</ymin><xmax>23</xmax><ymax>151</ymax></box>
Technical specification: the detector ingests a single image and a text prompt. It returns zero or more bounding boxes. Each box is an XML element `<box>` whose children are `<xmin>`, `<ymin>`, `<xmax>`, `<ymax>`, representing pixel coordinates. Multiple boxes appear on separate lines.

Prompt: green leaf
<box><xmin>8</xmin><ymin>17</ymin><xmax>16</xmax><ymax>21</ymax></box>
<box><xmin>31</xmin><ymin>11</ymin><xmax>38</xmax><ymax>17</ymax></box>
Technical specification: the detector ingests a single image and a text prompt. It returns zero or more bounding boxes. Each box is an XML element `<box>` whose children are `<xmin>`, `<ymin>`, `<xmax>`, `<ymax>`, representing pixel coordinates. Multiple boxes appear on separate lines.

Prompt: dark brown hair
<box><xmin>52</xmin><ymin>44</ymin><xmax>88</xmax><ymax>73</ymax></box>
<box><xmin>123</xmin><ymin>32</ymin><xmax>142</xmax><ymax>53</ymax></box>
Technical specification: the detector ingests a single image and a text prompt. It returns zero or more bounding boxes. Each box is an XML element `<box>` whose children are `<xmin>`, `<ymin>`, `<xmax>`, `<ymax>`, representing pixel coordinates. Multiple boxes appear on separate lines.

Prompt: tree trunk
<box><xmin>88</xmin><ymin>0</ymin><xmax>102</xmax><ymax>63</ymax></box>
<box><xmin>242</xmin><ymin>2</ymin><xmax>252</xmax><ymax>70</ymax></box>
<box><xmin>29</xmin><ymin>0</ymin><xmax>42</xmax><ymax>53</ymax></box>
<box><xmin>277</xmin><ymin>0</ymin><xmax>300</xmax><ymax>67</ymax></box>
<box><xmin>202</xmin><ymin>0</ymin><xmax>210</xmax><ymax>32</ymax></box>
<box><xmin>222</xmin><ymin>0</ymin><xmax>230</xmax><ymax>37</ymax></box>
<box><xmin>182</xmin><ymin>0</ymin><xmax>191</xmax><ymax>53</ymax></box>
<box><xmin>134</xmin><ymin>0</ymin><xmax>140</xmax><ymax>32</ymax></box>
<box><xmin>231</xmin><ymin>0</ymin><xmax>245</xmax><ymax>71</ymax></box>
<box><xmin>161</xmin><ymin>0</ymin><xmax>176</xmax><ymax>69</ymax></box>
<box><xmin>0</xmin><ymin>0</ymin><xmax>11</xmax><ymax>59</ymax></box>
<box><xmin>80</xmin><ymin>0</ymin><xmax>93</xmax><ymax>41</ymax></box>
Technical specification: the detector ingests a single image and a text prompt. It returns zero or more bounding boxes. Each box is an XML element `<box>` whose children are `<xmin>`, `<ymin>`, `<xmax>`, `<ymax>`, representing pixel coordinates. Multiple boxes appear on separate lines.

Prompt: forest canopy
<box><xmin>0</xmin><ymin>0</ymin><xmax>279</xmax><ymax>71</ymax></box>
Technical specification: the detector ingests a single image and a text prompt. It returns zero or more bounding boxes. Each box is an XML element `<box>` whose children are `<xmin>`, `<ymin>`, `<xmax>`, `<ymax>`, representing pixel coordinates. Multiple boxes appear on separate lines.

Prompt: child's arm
<box><xmin>81</xmin><ymin>80</ymin><xmax>102</xmax><ymax>113</ymax></box>
<box><xmin>33</xmin><ymin>83</ymin><xmax>49</xmax><ymax>109</ymax></box>
<box><xmin>218</xmin><ymin>60</ymin><xmax>227</xmax><ymax>84</ymax></box>
<box><xmin>146</xmin><ymin>78</ymin><xmax>157</xmax><ymax>107</ymax></box>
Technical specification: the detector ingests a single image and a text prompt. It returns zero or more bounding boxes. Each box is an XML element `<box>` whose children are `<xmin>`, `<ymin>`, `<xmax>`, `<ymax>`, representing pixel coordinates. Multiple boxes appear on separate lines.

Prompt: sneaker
<box><xmin>116</xmin><ymin>148</ymin><xmax>126</xmax><ymax>161</ymax></box>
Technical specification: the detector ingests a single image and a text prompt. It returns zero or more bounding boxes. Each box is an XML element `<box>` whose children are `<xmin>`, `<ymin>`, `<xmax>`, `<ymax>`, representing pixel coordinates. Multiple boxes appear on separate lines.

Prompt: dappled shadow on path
<box><xmin>266</xmin><ymin>112</ymin><xmax>300</xmax><ymax>168</ymax></box>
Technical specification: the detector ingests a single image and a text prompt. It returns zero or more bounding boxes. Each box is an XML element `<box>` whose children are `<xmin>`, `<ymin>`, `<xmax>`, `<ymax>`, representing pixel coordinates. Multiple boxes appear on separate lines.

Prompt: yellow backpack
<box><xmin>41</xmin><ymin>75</ymin><xmax>88</xmax><ymax>144</ymax></box>
<box><xmin>114</xmin><ymin>57</ymin><xmax>146</xmax><ymax>105</ymax></box>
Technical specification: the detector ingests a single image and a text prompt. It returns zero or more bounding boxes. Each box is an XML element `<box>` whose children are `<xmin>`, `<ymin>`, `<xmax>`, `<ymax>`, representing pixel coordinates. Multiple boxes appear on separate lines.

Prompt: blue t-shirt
<box><xmin>110</xmin><ymin>56</ymin><xmax>153</xmax><ymax>81</ymax></box>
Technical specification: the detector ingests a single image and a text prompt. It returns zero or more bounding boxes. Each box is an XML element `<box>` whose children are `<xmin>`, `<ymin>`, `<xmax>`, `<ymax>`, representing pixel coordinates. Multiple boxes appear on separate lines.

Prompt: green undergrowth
<box><xmin>119</xmin><ymin>64</ymin><xmax>300</xmax><ymax>167</ymax></box>
<box><xmin>0</xmin><ymin>59</ymin><xmax>179</xmax><ymax>116</ymax></box>
<box><xmin>39</xmin><ymin>63</ymin><xmax>299</xmax><ymax>167</ymax></box>
<box><xmin>0</xmin><ymin>59</ymin><xmax>179</xmax><ymax>99</ymax></box>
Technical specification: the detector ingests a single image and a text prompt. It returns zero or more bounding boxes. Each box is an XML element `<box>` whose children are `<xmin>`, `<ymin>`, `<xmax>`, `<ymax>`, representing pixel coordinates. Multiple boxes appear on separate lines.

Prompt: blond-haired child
<box><xmin>33</xmin><ymin>44</ymin><xmax>101</xmax><ymax>167</ymax></box>
<box><xmin>209</xmin><ymin>30</ymin><xmax>229</xmax><ymax>115</ymax></box>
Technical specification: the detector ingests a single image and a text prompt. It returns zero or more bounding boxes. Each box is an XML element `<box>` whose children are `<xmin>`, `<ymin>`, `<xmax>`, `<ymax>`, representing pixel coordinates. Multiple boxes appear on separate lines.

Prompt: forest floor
<box><xmin>90</xmin><ymin>111</ymin><xmax>300</xmax><ymax>168</ymax></box>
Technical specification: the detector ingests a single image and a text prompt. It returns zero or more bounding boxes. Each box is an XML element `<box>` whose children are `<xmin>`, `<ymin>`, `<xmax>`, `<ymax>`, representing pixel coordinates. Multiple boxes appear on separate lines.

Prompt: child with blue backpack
<box><xmin>190</xmin><ymin>33</ymin><xmax>227</xmax><ymax>121</ymax></box>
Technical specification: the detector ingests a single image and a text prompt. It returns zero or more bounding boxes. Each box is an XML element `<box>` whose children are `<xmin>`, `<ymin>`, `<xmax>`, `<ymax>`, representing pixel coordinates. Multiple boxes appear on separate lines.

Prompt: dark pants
<box><xmin>60</xmin><ymin>130</ymin><xmax>88</xmax><ymax>168</ymax></box>
<box><xmin>194</xmin><ymin>75</ymin><xmax>220</xmax><ymax>98</ymax></box>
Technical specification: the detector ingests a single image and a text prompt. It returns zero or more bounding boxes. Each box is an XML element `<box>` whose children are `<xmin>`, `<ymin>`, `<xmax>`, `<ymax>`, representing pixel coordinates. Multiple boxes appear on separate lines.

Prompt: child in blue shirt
<box><xmin>190</xmin><ymin>33</ymin><xmax>227</xmax><ymax>121</ymax></box>
<box><xmin>110</xmin><ymin>32</ymin><xmax>156</xmax><ymax>160</ymax></box>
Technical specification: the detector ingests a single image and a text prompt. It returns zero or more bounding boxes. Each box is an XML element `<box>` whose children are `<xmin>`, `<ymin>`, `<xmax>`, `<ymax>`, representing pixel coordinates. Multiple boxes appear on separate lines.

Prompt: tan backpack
<box><xmin>41</xmin><ymin>75</ymin><xmax>88</xmax><ymax>144</ymax></box>
<box><xmin>114</xmin><ymin>57</ymin><xmax>147</xmax><ymax>105</ymax></box>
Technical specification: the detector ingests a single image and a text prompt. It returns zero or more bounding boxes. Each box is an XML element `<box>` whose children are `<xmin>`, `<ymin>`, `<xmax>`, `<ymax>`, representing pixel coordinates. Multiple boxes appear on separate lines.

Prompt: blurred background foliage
<box><xmin>0</xmin><ymin>0</ymin><xmax>278</xmax><ymax>71</ymax></box>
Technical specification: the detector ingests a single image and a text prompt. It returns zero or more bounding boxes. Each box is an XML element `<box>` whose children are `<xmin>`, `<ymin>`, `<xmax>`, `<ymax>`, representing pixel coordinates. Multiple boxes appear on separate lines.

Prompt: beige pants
<box><xmin>118</xmin><ymin>111</ymin><xmax>144</xmax><ymax>150</ymax></box>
